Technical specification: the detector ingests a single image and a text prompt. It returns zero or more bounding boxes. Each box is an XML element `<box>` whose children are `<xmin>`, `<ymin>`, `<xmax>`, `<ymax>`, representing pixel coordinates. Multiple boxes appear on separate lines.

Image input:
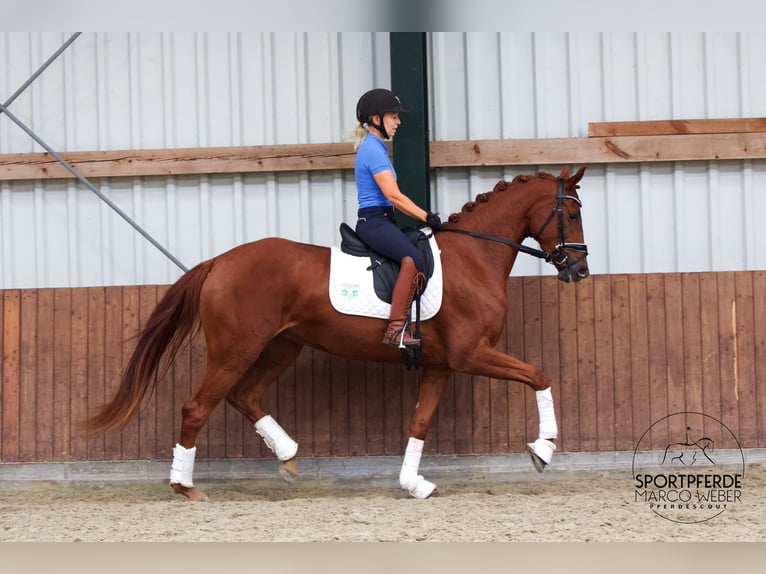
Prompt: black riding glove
<box><xmin>425</xmin><ymin>211</ymin><xmax>442</xmax><ymax>230</ymax></box>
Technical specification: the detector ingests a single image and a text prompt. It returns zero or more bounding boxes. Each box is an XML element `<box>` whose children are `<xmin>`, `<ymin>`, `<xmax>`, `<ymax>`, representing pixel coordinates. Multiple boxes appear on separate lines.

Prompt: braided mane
<box><xmin>446</xmin><ymin>171</ymin><xmax>556</xmax><ymax>224</ymax></box>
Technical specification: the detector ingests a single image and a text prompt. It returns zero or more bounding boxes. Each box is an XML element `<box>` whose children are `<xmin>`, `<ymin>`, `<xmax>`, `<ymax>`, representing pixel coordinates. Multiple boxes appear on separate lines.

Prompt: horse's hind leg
<box><xmin>170</xmin><ymin>343</ymin><xmax>272</xmax><ymax>501</ymax></box>
<box><xmin>170</xmin><ymin>362</ymin><xmax>244</xmax><ymax>501</ymax></box>
<box><xmin>226</xmin><ymin>336</ymin><xmax>304</xmax><ymax>483</ymax></box>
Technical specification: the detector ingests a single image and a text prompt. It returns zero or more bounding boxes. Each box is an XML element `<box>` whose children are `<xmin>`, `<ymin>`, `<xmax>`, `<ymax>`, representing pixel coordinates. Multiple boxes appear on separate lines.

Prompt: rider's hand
<box><xmin>425</xmin><ymin>211</ymin><xmax>442</xmax><ymax>230</ymax></box>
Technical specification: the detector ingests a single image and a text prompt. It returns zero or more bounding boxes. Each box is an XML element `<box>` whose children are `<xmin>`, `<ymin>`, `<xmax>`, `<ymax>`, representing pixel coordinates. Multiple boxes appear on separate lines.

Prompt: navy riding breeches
<box><xmin>355</xmin><ymin>206</ymin><xmax>425</xmax><ymax>273</ymax></box>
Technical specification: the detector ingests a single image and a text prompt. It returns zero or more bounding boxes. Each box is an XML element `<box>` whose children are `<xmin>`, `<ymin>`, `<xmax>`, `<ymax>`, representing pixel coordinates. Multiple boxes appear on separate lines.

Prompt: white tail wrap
<box><xmin>536</xmin><ymin>387</ymin><xmax>558</xmax><ymax>439</ymax></box>
<box><xmin>255</xmin><ymin>415</ymin><xmax>298</xmax><ymax>461</ymax></box>
<box><xmin>169</xmin><ymin>443</ymin><xmax>197</xmax><ymax>487</ymax></box>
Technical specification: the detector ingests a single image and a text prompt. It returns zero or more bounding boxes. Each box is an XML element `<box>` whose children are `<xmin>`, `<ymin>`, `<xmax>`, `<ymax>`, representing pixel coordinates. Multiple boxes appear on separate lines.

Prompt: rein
<box><xmin>438</xmin><ymin>177</ymin><xmax>588</xmax><ymax>266</ymax></box>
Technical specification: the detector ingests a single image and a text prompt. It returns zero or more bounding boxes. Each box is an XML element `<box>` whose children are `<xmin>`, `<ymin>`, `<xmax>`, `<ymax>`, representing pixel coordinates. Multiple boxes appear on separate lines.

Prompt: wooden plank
<box><xmin>681</xmin><ymin>274</ymin><xmax>704</xmax><ymax>414</ymax></box>
<box><xmin>628</xmin><ymin>276</ymin><xmax>651</xmax><ymax>446</ymax></box>
<box><xmin>752</xmin><ymin>272</ymin><xmax>766</xmax><ymax>446</ymax></box>
<box><xmin>309</xmin><ymin>349</ymin><xmax>331</xmax><ymax>457</ymax></box>
<box><xmin>18</xmin><ymin>290</ymin><xmax>38</xmax><ymax>461</ymax></box>
<box><xmin>347</xmin><ymin>359</ymin><xmax>367</xmax><ymax>456</ymax></box>
<box><xmin>575</xmin><ymin>278</ymin><xmax>597</xmax><ymax>452</ymax></box>
<box><xmin>434</xmin><ymin>370</ymin><xmax>455</xmax><ymax>455</ymax></box>
<box><xmin>0</xmin><ymin>143</ymin><xmax>357</xmax><ymax>181</ymax></box>
<box><xmin>86</xmin><ymin>288</ymin><xmax>106</xmax><ymax>461</ymax></box>
<box><xmin>69</xmin><ymin>289</ymin><xmax>90</xmax><ymax>460</ymax></box>
<box><xmin>716</xmin><ymin>273</ymin><xmax>739</xmax><ymax>438</ymax></box>
<box><xmin>329</xmin><ymin>356</ymin><xmax>350</xmax><ymax>456</ymax></box>
<box><xmin>52</xmin><ymin>290</ymin><xmax>72</xmax><ymax>460</ymax></box>
<box><xmin>610</xmin><ymin>276</ymin><xmax>634</xmax><ymax>451</ymax></box>
<box><xmin>593</xmin><ymin>275</ymin><xmax>615</xmax><ymax>451</ymax></box>
<box><xmin>471</xmin><ymin>374</ymin><xmax>491</xmax><ymax>454</ymax></box>
<box><xmin>645</xmin><ymin>275</ymin><xmax>669</xmax><ymax>450</ymax></box>
<box><xmin>734</xmin><ymin>272</ymin><xmax>757</xmax><ymax>446</ymax></box>
<box><xmin>2</xmin><ymin>291</ymin><xmax>20</xmax><ymax>461</ymax></box>
<box><xmin>364</xmin><ymin>362</ymin><xmax>385</xmax><ymax>455</ymax></box>
<box><xmin>489</xmin><ymin>376</ymin><xmax>509</xmax><ymax>453</ymax></box>
<box><xmin>3</xmin><ymin>130</ymin><xmax>766</xmax><ymax>184</ymax></box>
<box><xmin>557</xmin><ymin>280</ymin><xmax>580</xmax><ymax>451</ymax></box>
<box><xmin>589</xmin><ymin>118</ymin><xmax>766</xmax><ymax>137</ymax></box>
<box><xmin>380</xmin><ymin>365</ymin><xmax>404</xmax><ymax>455</ymax></box>
<box><xmin>430</xmin><ymin>133</ymin><xmax>766</xmax><ymax>167</ymax></box>
<box><xmin>35</xmin><ymin>289</ymin><xmax>55</xmax><ymax>460</ymax></box>
<box><xmin>664</xmin><ymin>275</ymin><xmax>687</xmax><ymax>417</ymax></box>
<box><xmin>453</xmin><ymin>372</ymin><xmax>474</xmax><ymax>454</ymax></box>
<box><xmin>699</xmin><ymin>274</ymin><xmax>723</xmax><ymax>448</ymax></box>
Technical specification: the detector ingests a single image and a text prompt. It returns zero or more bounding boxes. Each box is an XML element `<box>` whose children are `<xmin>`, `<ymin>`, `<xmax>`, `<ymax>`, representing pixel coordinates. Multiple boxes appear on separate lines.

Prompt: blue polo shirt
<box><xmin>355</xmin><ymin>133</ymin><xmax>395</xmax><ymax>209</ymax></box>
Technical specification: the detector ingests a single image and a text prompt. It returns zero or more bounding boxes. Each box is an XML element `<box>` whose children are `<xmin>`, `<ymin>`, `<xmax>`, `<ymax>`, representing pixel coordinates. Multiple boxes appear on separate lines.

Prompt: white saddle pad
<box><xmin>329</xmin><ymin>232</ymin><xmax>443</xmax><ymax>320</ymax></box>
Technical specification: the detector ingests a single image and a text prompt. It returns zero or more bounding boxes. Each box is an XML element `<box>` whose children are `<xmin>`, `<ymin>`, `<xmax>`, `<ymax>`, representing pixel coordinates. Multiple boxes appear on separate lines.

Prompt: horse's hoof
<box><xmin>527</xmin><ymin>448</ymin><xmax>548</xmax><ymax>473</ymax></box>
<box><xmin>408</xmin><ymin>477</ymin><xmax>437</xmax><ymax>499</ymax></box>
<box><xmin>279</xmin><ymin>457</ymin><xmax>298</xmax><ymax>483</ymax></box>
<box><xmin>526</xmin><ymin>439</ymin><xmax>556</xmax><ymax>473</ymax></box>
<box><xmin>170</xmin><ymin>482</ymin><xmax>209</xmax><ymax>501</ymax></box>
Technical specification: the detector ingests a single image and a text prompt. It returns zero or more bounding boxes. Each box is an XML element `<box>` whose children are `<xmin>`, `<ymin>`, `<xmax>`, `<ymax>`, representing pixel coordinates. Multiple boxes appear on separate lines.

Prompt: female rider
<box><xmin>352</xmin><ymin>88</ymin><xmax>442</xmax><ymax>347</ymax></box>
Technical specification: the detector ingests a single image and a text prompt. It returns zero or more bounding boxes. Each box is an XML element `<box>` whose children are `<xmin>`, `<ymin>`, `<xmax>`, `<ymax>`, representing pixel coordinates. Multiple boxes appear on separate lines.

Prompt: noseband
<box><xmin>439</xmin><ymin>177</ymin><xmax>588</xmax><ymax>272</ymax></box>
<box><xmin>532</xmin><ymin>177</ymin><xmax>589</xmax><ymax>271</ymax></box>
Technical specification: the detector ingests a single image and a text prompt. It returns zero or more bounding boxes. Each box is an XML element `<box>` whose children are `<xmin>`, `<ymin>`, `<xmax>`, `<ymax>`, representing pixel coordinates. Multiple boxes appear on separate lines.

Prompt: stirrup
<box><xmin>383</xmin><ymin>326</ymin><xmax>421</xmax><ymax>348</ymax></box>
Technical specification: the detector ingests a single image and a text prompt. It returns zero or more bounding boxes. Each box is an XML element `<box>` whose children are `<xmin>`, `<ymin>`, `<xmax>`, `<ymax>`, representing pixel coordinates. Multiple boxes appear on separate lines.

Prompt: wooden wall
<box><xmin>1</xmin><ymin>271</ymin><xmax>765</xmax><ymax>464</ymax></box>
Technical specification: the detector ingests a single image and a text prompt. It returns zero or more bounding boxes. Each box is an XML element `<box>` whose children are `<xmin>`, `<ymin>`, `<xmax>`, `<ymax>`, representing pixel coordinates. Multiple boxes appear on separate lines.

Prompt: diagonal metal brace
<box><xmin>0</xmin><ymin>32</ymin><xmax>188</xmax><ymax>273</ymax></box>
<box><xmin>0</xmin><ymin>102</ymin><xmax>188</xmax><ymax>272</ymax></box>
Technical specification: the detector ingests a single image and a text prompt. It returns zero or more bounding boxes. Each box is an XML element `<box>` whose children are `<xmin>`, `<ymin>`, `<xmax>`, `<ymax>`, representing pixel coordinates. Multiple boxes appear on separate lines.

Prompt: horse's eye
<box><xmin>568</xmin><ymin>213</ymin><xmax>579</xmax><ymax>222</ymax></box>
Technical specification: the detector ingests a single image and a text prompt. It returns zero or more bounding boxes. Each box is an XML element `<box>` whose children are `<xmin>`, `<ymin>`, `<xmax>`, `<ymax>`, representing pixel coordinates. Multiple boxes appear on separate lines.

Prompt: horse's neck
<box><xmin>448</xmin><ymin>184</ymin><xmax>538</xmax><ymax>278</ymax></box>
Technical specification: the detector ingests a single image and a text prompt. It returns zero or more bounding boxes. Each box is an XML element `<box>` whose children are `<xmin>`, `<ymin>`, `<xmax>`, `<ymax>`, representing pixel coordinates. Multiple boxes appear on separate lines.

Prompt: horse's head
<box><xmin>529</xmin><ymin>166</ymin><xmax>590</xmax><ymax>283</ymax></box>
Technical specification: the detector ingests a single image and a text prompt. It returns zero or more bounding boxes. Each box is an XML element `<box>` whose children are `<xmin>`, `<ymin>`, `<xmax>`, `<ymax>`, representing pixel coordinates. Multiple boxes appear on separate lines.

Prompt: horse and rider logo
<box><xmin>632</xmin><ymin>412</ymin><xmax>745</xmax><ymax>524</ymax></box>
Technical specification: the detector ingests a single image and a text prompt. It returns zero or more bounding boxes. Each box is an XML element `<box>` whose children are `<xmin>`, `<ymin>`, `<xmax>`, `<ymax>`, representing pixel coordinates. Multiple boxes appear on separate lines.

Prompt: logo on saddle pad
<box><xmin>329</xmin><ymin>229</ymin><xmax>443</xmax><ymax>320</ymax></box>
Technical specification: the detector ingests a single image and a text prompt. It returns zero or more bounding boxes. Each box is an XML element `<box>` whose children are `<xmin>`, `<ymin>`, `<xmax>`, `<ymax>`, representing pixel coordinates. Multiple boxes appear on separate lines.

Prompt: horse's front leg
<box><xmin>399</xmin><ymin>368</ymin><xmax>451</xmax><ymax>499</ymax></box>
<box><xmin>454</xmin><ymin>345</ymin><xmax>558</xmax><ymax>472</ymax></box>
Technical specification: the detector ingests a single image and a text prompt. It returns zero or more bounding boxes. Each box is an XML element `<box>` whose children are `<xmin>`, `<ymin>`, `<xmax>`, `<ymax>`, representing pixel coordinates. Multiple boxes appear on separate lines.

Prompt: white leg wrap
<box><xmin>255</xmin><ymin>415</ymin><xmax>298</xmax><ymax>461</ymax></box>
<box><xmin>169</xmin><ymin>443</ymin><xmax>196</xmax><ymax>488</ymax></box>
<box><xmin>528</xmin><ymin>438</ymin><xmax>557</xmax><ymax>464</ymax></box>
<box><xmin>399</xmin><ymin>437</ymin><xmax>437</xmax><ymax>498</ymax></box>
<box><xmin>536</xmin><ymin>387</ymin><xmax>558</xmax><ymax>440</ymax></box>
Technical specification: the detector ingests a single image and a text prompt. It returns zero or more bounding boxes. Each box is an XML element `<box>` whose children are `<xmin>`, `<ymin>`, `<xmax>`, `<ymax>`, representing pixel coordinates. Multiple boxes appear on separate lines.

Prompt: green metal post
<box><xmin>390</xmin><ymin>32</ymin><xmax>430</xmax><ymax>228</ymax></box>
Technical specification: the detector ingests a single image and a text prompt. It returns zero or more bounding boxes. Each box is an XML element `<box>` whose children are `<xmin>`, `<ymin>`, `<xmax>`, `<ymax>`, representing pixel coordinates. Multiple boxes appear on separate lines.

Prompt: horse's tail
<box><xmin>86</xmin><ymin>258</ymin><xmax>216</xmax><ymax>436</ymax></box>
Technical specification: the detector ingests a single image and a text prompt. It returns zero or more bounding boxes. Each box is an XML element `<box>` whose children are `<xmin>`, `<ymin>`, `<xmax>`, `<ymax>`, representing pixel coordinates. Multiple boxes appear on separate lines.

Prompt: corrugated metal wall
<box><xmin>0</xmin><ymin>32</ymin><xmax>390</xmax><ymax>288</ymax></box>
<box><xmin>429</xmin><ymin>32</ymin><xmax>766</xmax><ymax>277</ymax></box>
<box><xmin>2</xmin><ymin>33</ymin><xmax>766</xmax><ymax>289</ymax></box>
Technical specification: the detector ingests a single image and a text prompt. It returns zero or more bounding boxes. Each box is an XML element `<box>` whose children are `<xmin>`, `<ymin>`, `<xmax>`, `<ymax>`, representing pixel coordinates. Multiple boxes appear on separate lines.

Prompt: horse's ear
<box><xmin>559</xmin><ymin>166</ymin><xmax>571</xmax><ymax>179</ymax></box>
<box><xmin>567</xmin><ymin>166</ymin><xmax>587</xmax><ymax>186</ymax></box>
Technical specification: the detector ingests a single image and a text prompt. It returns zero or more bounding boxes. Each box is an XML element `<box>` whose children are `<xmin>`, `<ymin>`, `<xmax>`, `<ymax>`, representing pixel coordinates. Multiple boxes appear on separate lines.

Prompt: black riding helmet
<box><xmin>356</xmin><ymin>88</ymin><xmax>407</xmax><ymax>139</ymax></box>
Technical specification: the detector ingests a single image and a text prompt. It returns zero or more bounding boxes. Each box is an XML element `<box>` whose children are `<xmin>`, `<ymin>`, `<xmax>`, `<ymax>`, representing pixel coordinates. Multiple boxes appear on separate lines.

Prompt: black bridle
<box><xmin>438</xmin><ymin>177</ymin><xmax>588</xmax><ymax>273</ymax></box>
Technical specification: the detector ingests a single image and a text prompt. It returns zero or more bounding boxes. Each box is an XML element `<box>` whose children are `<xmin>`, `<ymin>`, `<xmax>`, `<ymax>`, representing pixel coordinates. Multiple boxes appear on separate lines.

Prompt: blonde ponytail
<box><xmin>351</xmin><ymin>123</ymin><xmax>368</xmax><ymax>151</ymax></box>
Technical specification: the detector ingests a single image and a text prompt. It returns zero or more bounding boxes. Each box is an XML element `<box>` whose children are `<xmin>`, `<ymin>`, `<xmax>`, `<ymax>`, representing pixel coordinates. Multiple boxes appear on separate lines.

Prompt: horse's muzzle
<box><xmin>551</xmin><ymin>244</ymin><xmax>589</xmax><ymax>283</ymax></box>
<box><xmin>558</xmin><ymin>263</ymin><xmax>590</xmax><ymax>283</ymax></box>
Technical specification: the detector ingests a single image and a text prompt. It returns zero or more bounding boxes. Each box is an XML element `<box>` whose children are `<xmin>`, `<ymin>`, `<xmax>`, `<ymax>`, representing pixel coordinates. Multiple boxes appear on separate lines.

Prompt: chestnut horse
<box><xmin>87</xmin><ymin>166</ymin><xmax>590</xmax><ymax>500</ymax></box>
